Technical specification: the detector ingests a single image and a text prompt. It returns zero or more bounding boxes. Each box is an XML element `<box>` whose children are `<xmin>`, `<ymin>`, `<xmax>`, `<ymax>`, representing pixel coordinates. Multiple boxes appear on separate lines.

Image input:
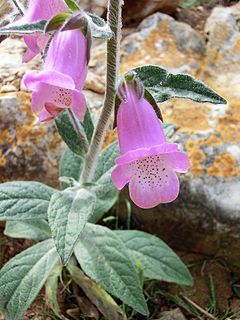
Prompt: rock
<box><xmin>85</xmin><ymin>71</ymin><xmax>105</xmax><ymax>94</ymax></box>
<box><xmin>0</xmin><ymin>92</ymin><xmax>64</xmax><ymax>187</ymax></box>
<box><xmin>123</xmin><ymin>0</ymin><xmax>183</xmax><ymax>25</ymax></box>
<box><xmin>0</xmin><ymin>38</ymin><xmax>40</xmax><ymax>92</ymax></box>
<box><xmin>116</xmin><ymin>7</ymin><xmax>240</xmax><ymax>262</ymax></box>
<box><xmin>77</xmin><ymin>0</ymin><xmax>107</xmax><ymax>16</ymax></box>
<box><xmin>157</xmin><ymin>308</ymin><xmax>186</xmax><ymax>320</ymax></box>
<box><xmin>84</xmin><ymin>90</ymin><xmax>104</xmax><ymax>110</ymax></box>
<box><xmin>0</xmin><ymin>85</ymin><xmax>17</xmax><ymax>93</ymax></box>
<box><xmin>120</xmin><ymin>12</ymin><xmax>205</xmax><ymax>76</ymax></box>
<box><xmin>202</xmin><ymin>2</ymin><xmax>240</xmax><ymax>94</ymax></box>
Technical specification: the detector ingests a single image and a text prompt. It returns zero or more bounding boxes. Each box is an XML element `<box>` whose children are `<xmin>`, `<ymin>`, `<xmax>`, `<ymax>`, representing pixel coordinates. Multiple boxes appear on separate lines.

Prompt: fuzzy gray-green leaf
<box><xmin>55</xmin><ymin>109</ymin><xmax>94</xmax><ymax>157</ymax></box>
<box><xmin>48</xmin><ymin>188</ymin><xmax>96</xmax><ymax>264</ymax></box>
<box><xmin>0</xmin><ymin>20</ymin><xmax>47</xmax><ymax>35</ymax></box>
<box><xmin>0</xmin><ymin>181</ymin><xmax>55</xmax><ymax>221</ymax></box>
<box><xmin>4</xmin><ymin>220</ymin><xmax>51</xmax><ymax>240</ymax></box>
<box><xmin>133</xmin><ymin>65</ymin><xmax>227</xmax><ymax>104</ymax></box>
<box><xmin>115</xmin><ymin>230</ymin><xmax>193</xmax><ymax>286</ymax></box>
<box><xmin>75</xmin><ymin>223</ymin><xmax>149</xmax><ymax>315</ymax></box>
<box><xmin>0</xmin><ymin>239</ymin><xmax>59</xmax><ymax>320</ymax></box>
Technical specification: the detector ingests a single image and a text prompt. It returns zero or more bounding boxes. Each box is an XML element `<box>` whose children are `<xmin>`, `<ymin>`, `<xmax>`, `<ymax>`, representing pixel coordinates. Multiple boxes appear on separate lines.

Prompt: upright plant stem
<box><xmin>67</xmin><ymin>109</ymin><xmax>89</xmax><ymax>154</ymax></box>
<box><xmin>80</xmin><ymin>0</ymin><xmax>123</xmax><ymax>183</ymax></box>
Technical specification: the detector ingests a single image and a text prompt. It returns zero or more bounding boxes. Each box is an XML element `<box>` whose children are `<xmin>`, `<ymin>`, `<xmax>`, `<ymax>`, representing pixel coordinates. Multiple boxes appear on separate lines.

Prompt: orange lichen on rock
<box><xmin>17</xmin><ymin>91</ymin><xmax>36</xmax><ymax>124</ymax></box>
<box><xmin>49</xmin><ymin>132</ymin><xmax>62</xmax><ymax>150</ymax></box>
<box><xmin>120</xmin><ymin>19</ymin><xmax>203</xmax><ymax>75</ymax></box>
<box><xmin>204</xmin><ymin>134</ymin><xmax>223</xmax><ymax>147</ymax></box>
<box><xmin>188</xmin><ymin>148</ymin><xmax>205</xmax><ymax>176</ymax></box>
<box><xmin>216</xmin><ymin>100</ymin><xmax>240</xmax><ymax>143</ymax></box>
<box><xmin>169</xmin><ymin>101</ymin><xmax>211</xmax><ymax>132</ymax></box>
<box><xmin>237</xmin><ymin>167</ymin><xmax>240</xmax><ymax>176</ymax></box>
<box><xmin>0</xmin><ymin>130</ymin><xmax>12</xmax><ymax>144</ymax></box>
<box><xmin>207</xmin><ymin>153</ymin><xmax>237</xmax><ymax>177</ymax></box>
<box><xmin>16</xmin><ymin>124</ymin><xmax>34</xmax><ymax>144</ymax></box>
<box><xmin>103</xmin><ymin>129</ymin><xmax>117</xmax><ymax>149</ymax></box>
<box><xmin>185</xmin><ymin>140</ymin><xmax>199</xmax><ymax>151</ymax></box>
<box><xmin>23</xmin><ymin>146</ymin><xmax>33</xmax><ymax>157</ymax></box>
<box><xmin>0</xmin><ymin>150</ymin><xmax>6</xmax><ymax>167</ymax></box>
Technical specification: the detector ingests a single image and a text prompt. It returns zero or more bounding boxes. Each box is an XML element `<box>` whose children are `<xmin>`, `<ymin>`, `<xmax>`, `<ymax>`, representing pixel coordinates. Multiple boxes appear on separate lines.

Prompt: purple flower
<box><xmin>23</xmin><ymin>29</ymin><xmax>88</xmax><ymax>122</ymax></box>
<box><xmin>17</xmin><ymin>0</ymin><xmax>68</xmax><ymax>62</ymax></box>
<box><xmin>112</xmin><ymin>81</ymin><xmax>190</xmax><ymax>209</ymax></box>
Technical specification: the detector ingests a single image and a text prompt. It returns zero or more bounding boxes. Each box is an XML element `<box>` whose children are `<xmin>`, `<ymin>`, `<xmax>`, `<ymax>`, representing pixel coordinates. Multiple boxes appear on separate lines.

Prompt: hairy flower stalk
<box><xmin>80</xmin><ymin>0</ymin><xmax>124</xmax><ymax>183</ymax></box>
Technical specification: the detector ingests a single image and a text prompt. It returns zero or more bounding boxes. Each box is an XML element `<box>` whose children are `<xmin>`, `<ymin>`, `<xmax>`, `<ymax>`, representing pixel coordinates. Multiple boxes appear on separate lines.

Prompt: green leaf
<box><xmin>45</xmin><ymin>12</ymin><xmax>71</xmax><ymax>32</ymax></box>
<box><xmin>82</xmin><ymin>109</ymin><xmax>94</xmax><ymax>142</ymax></box>
<box><xmin>0</xmin><ymin>239</ymin><xmax>59</xmax><ymax>320</ymax></box>
<box><xmin>4</xmin><ymin>220</ymin><xmax>51</xmax><ymax>240</ymax></box>
<box><xmin>64</xmin><ymin>0</ymin><xmax>80</xmax><ymax>11</ymax></box>
<box><xmin>115</xmin><ymin>230</ymin><xmax>193</xmax><ymax>286</ymax></box>
<box><xmin>132</xmin><ymin>65</ymin><xmax>227</xmax><ymax>104</ymax></box>
<box><xmin>90</xmin><ymin>141</ymin><xmax>120</xmax><ymax>223</ymax></box>
<box><xmin>86</xmin><ymin>12</ymin><xmax>112</xmax><ymax>39</ymax></box>
<box><xmin>48</xmin><ymin>188</ymin><xmax>96</xmax><ymax>265</ymax></box>
<box><xmin>0</xmin><ymin>20</ymin><xmax>47</xmax><ymax>35</ymax></box>
<box><xmin>55</xmin><ymin>109</ymin><xmax>94</xmax><ymax>157</ymax></box>
<box><xmin>45</xmin><ymin>264</ymin><xmax>63</xmax><ymax>319</ymax></box>
<box><xmin>0</xmin><ymin>181</ymin><xmax>55</xmax><ymax>221</ymax></box>
<box><xmin>68</xmin><ymin>264</ymin><xmax>127</xmax><ymax>320</ymax></box>
<box><xmin>74</xmin><ymin>223</ymin><xmax>149</xmax><ymax>315</ymax></box>
<box><xmin>59</xmin><ymin>141</ymin><xmax>119</xmax><ymax>222</ymax></box>
<box><xmin>93</xmin><ymin>141</ymin><xmax>119</xmax><ymax>181</ymax></box>
<box><xmin>60</xmin><ymin>148</ymin><xmax>83</xmax><ymax>189</ymax></box>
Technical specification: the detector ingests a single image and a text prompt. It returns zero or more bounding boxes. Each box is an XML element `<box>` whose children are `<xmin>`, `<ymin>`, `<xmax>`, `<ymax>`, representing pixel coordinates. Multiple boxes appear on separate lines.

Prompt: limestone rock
<box><xmin>0</xmin><ymin>38</ymin><xmax>40</xmax><ymax>92</ymax></box>
<box><xmin>0</xmin><ymin>92</ymin><xmax>64</xmax><ymax>186</ymax></box>
<box><xmin>120</xmin><ymin>12</ymin><xmax>205</xmax><ymax>75</ymax></box>
<box><xmin>202</xmin><ymin>2</ymin><xmax>240</xmax><ymax>94</ymax></box>
<box><xmin>77</xmin><ymin>0</ymin><xmax>108</xmax><ymax>16</ymax></box>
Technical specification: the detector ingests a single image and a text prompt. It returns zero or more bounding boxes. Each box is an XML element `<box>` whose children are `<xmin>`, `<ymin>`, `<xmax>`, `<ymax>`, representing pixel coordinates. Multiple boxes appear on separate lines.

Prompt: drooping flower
<box><xmin>112</xmin><ymin>80</ymin><xmax>190</xmax><ymax>209</ymax></box>
<box><xmin>23</xmin><ymin>28</ymin><xmax>88</xmax><ymax>122</ymax></box>
<box><xmin>17</xmin><ymin>0</ymin><xmax>68</xmax><ymax>62</ymax></box>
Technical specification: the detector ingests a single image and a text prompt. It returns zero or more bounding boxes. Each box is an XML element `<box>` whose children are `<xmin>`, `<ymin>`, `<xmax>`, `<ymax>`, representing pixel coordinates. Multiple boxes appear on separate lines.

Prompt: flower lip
<box><xmin>115</xmin><ymin>143</ymin><xmax>179</xmax><ymax>166</ymax></box>
<box><xmin>23</xmin><ymin>70</ymin><xmax>75</xmax><ymax>91</ymax></box>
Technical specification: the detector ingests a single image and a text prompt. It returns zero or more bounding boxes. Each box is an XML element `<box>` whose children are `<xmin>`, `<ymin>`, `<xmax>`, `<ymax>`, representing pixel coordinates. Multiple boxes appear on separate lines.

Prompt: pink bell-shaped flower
<box><xmin>112</xmin><ymin>80</ymin><xmax>190</xmax><ymax>209</ymax></box>
<box><xmin>17</xmin><ymin>0</ymin><xmax>68</xmax><ymax>62</ymax></box>
<box><xmin>23</xmin><ymin>28</ymin><xmax>88</xmax><ymax>122</ymax></box>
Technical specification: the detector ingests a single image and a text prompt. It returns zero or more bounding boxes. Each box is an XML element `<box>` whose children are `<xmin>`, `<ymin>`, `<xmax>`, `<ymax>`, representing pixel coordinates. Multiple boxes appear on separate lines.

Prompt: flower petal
<box><xmin>44</xmin><ymin>30</ymin><xmax>88</xmax><ymax>89</ymax></box>
<box><xmin>117</xmin><ymin>84</ymin><xmax>166</xmax><ymax>154</ymax></box>
<box><xmin>23</xmin><ymin>70</ymin><xmax>75</xmax><ymax>91</ymax></box>
<box><xmin>115</xmin><ymin>143</ymin><xmax>179</xmax><ymax>166</ymax></box>
<box><xmin>23</xmin><ymin>47</ymin><xmax>38</xmax><ymax>63</ymax></box>
<box><xmin>23</xmin><ymin>0</ymin><xmax>67</xmax><ymax>22</ymax></box>
<box><xmin>164</xmin><ymin>151</ymin><xmax>190</xmax><ymax>173</ymax></box>
<box><xmin>112</xmin><ymin>164</ymin><xmax>131</xmax><ymax>190</ymax></box>
<box><xmin>72</xmin><ymin>90</ymin><xmax>87</xmax><ymax>121</ymax></box>
<box><xmin>129</xmin><ymin>167</ymin><xmax>179</xmax><ymax>209</ymax></box>
<box><xmin>38</xmin><ymin>105</ymin><xmax>62</xmax><ymax>122</ymax></box>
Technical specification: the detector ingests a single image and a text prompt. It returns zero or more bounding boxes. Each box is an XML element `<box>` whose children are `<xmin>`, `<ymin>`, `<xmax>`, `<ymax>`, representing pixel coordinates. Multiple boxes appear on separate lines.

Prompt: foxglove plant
<box><xmin>0</xmin><ymin>0</ymin><xmax>227</xmax><ymax>319</ymax></box>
